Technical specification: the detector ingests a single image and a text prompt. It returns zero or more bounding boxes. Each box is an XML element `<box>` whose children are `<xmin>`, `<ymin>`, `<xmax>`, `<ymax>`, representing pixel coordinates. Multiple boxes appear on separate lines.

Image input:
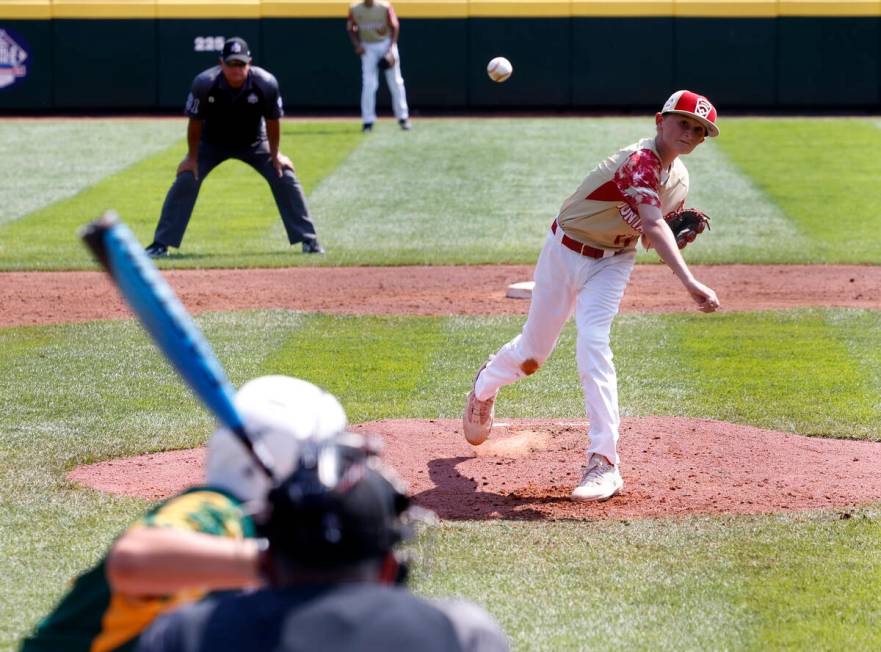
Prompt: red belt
<box><xmin>551</xmin><ymin>220</ymin><xmax>621</xmax><ymax>259</ymax></box>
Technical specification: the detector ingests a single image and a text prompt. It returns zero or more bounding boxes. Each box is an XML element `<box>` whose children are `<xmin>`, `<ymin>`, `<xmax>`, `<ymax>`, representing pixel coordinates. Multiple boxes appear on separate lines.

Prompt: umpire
<box><xmin>146</xmin><ymin>36</ymin><xmax>325</xmax><ymax>257</ymax></box>
<box><xmin>136</xmin><ymin>435</ymin><xmax>510</xmax><ymax>652</ymax></box>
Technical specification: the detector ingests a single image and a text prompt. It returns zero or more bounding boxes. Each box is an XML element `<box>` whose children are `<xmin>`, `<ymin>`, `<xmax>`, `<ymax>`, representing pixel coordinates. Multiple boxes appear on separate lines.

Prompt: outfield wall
<box><xmin>1</xmin><ymin>1</ymin><xmax>879</xmax><ymax>111</ymax></box>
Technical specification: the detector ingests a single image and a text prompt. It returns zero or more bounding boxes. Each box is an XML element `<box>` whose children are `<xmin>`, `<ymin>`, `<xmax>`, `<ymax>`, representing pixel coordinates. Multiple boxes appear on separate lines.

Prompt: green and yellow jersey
<box><xmin>20</xmin><ymin>487</ymin><xmax>255</xmax><ymax>652</ymax></box>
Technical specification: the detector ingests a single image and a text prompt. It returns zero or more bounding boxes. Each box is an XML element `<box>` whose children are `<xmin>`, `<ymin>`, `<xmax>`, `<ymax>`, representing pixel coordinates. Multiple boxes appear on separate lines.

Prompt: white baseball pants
<box><xmin>474</xmin><ymin>224</ymin><xmax>636</xmax><ymax>465</ymax></box>
<box><xmin>360</xmin><ymin>39</ymin><xmax>409</xmax><ymax>124</ymax></box>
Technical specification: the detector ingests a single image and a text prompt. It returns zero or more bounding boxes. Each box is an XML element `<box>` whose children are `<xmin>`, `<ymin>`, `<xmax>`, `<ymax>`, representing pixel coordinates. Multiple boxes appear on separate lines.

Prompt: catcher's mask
<box><xmin>258</xmin><ymin>433</ymin><xmax>419</xmax><ymax>581</ymax></box>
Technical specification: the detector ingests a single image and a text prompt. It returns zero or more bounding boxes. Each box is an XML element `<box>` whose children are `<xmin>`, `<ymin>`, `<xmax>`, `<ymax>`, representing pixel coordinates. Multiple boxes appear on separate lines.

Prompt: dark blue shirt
<box><xmin>185</xmin><ymin>65</ymin><xmax>283</xmax><ymax>148</ymax></box>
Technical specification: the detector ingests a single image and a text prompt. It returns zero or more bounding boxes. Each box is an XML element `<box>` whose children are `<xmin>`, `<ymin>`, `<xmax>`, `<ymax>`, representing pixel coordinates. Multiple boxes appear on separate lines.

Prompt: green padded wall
<box><xmin>468</xmin><ymin>18</ymin><xmax>571</xmax><ymax>107</ymax></box>
<box><xmin>1</xmin><ymin>12</ymin><xmax>881</xmax><ymax>111</ymax></box>
<box><xmin>777</xmin><ymin>17</ymin><xmax>881</xmax><ymax>105</ymax></box>
<box><xmin>571</xmin><ymin>18</ymin><xmax>674</xmax><ymax>107</ymax></box>
<box><xmin>53</xmin><ymin>19</ymin><xmax>156</xmax><ymax>108</ymax></box>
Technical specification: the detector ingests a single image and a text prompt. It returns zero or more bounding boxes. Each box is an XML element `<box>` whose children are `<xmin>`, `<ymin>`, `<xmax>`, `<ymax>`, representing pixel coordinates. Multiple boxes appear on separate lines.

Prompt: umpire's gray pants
<box><xmin>153</xmin><ymin>140</ymin><xmax>317</xmax><ymax>248</ymax></box>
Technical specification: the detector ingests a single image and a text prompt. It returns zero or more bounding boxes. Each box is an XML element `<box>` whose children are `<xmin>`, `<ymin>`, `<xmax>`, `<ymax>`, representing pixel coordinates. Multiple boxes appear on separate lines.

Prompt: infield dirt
<box><xmin>3</xmin><ymin>264</ymin><xmax>880</xmax><ymax>327</ymax></box>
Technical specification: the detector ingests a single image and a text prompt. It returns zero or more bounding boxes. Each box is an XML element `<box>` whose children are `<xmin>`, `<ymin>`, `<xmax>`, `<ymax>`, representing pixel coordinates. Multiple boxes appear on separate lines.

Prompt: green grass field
<box><xmin>2</xmin><ymin>117</ymin><xmax>881</xmax><ymax>651</ymax></box>
<box><xmin>2</xmin><ymin>117</ymin><xmax>881</xmax><ymax>269</ymax></box>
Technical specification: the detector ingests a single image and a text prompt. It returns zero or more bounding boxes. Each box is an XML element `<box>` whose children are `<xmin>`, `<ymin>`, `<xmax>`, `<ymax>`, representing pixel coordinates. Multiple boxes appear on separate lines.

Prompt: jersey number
<box><xmin>194</xmin><ymin>36</ymin><xmax>225</xmax><ymax>52</ymax></box>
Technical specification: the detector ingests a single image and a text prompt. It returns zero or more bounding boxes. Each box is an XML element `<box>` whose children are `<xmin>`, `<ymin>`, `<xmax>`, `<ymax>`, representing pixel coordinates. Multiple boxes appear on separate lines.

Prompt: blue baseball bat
<box><xmin>81</xmin><ymin>211</ymin><xmax>275</xmax><ymax>480</ymax></box>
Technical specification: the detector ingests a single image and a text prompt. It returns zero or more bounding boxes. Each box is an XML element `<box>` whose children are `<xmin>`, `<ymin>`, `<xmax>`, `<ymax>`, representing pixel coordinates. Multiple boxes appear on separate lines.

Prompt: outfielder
<box><xmin>463</xmin><ymin>90</ymin><xmax>721</xmax><ymax>502</ymax></box>
<box><xmin>346</xmin><ymin>0</ymin><xmax>412</xmax><ymax>132</ymax></box>
<box><xmin>20</xmin><ymin>376</ymin><xmax>347</xmax><ymax>652</ymax></box>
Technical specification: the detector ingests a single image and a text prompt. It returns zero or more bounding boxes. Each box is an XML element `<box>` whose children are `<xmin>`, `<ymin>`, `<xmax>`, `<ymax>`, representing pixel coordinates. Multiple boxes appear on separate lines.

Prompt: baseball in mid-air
<box><xmin>486</xmin><ymin>57</ymin><xmax>513</xmax><ymax>83</ymax></box>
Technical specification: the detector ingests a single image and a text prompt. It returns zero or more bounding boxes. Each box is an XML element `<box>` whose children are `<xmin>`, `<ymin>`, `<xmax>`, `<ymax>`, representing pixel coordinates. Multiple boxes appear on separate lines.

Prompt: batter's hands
<box><xmin>684</xmin><ymin>278</ymin><xmax>720</xmax><ymax>313</ymax></box>
<box><xmin>177</xmin><ymin>156</ymin><xmax>199</xmax><ymax>180</ymax></box>
<box><xmin>272</xmin><ymin>153</ymin><xmax>294</xmax><ymax>177</ymax></box>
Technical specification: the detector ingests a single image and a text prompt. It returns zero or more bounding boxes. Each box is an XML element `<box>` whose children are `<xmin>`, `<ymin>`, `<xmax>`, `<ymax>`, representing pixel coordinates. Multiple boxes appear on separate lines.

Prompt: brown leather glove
<box><xmin>664</xmin><ymin>208</ymin><xmax>710</xmax><ymax>249</ymax></box>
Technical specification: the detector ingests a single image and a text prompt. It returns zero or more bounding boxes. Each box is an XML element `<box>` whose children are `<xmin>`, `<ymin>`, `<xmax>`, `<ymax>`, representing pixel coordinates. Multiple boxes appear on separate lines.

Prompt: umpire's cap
<box><xmin>222</xmin><ymin>37</ymin><xmax>251</xmax><ymax>64</ymax></box>
<box><xmin>260</xmin><ymin>433</ymin><xmax>411</xmax><ymax>567</ymax></box>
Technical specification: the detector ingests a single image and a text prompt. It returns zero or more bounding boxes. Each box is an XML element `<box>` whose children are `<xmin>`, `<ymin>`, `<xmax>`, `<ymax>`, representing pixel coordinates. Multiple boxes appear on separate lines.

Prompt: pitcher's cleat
<box><xmin>571</xmin><ymin>454</ymin><xmax>623</xmax><ymax>502</ymax></box>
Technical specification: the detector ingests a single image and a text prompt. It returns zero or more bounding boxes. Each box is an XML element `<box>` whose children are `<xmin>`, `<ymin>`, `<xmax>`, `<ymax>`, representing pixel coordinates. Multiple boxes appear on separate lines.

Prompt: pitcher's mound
<box><xmin>69</xmin><ymin>417</ymin><xmax>881</xmax><ymax>520</ymax></box>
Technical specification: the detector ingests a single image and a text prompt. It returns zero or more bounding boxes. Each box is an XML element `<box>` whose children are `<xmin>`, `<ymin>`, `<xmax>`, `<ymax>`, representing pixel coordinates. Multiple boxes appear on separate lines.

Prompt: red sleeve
<box><xmin>613</xmin><ymin>149</ymin><xmax>662</xmax><ymax>211</ymax></box>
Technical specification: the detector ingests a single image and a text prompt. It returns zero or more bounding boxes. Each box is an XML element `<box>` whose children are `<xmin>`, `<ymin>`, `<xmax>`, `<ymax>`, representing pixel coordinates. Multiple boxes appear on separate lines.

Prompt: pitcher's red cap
<box><xmin>661</xmin><ymin>90</ymin><xmax>719</xmax><ymax>137</ymax></box>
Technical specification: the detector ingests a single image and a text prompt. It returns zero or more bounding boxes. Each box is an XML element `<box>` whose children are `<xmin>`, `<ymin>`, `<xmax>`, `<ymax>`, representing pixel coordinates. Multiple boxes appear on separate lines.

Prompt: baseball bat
<box><xmin>80</xmin><ymin>211</ymin><xmax>275</xmax><ymax>480</ymax></box>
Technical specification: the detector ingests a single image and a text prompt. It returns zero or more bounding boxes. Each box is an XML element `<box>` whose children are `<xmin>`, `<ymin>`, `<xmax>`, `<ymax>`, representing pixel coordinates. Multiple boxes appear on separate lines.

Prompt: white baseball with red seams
<box><xmin>486</xmin><ymin>57</ymin><xmax>513</xmax><ymax>82</ymax></box>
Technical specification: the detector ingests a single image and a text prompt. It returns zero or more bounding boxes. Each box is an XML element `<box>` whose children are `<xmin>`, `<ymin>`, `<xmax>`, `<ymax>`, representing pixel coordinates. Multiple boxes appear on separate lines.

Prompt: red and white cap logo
<box><xmin>661</xmin><ymin>90</ymin><xmax>719</xmax><ymax>137</ymax></box>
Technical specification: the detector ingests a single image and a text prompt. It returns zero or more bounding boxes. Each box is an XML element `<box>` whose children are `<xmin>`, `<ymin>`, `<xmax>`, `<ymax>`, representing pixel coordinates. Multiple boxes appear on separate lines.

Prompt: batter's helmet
<box><xmin>206</xmin><ymin>375</ymin><xmax>348</xmax><ymax>503</ymax></box>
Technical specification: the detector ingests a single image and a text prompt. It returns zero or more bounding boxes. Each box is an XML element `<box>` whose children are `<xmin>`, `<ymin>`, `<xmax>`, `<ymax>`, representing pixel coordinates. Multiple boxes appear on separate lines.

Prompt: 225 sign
<box><xmin>194</xmin><ymin>36</ymin><xmax>225</xmax><ymax>52</ymax></box>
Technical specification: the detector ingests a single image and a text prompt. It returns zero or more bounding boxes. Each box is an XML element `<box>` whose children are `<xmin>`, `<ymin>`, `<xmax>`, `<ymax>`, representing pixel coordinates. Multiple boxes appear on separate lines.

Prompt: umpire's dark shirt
<box><xmin>135</xmin><ymin>583</ymin><xmax>473</xmax><ymax>652</ymax></box>
<box><xmin>185</xmin><ymin>65</ymin><xmax>283</xmax><ymax>148</ymax></box>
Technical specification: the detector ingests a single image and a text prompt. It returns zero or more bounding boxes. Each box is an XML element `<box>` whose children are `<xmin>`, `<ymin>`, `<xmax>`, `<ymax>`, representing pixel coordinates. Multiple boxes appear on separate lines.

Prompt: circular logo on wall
<box><xmin>0</xmin><ymin>28</ymin><xmax>29</xmax><ymax>90</ymax></box>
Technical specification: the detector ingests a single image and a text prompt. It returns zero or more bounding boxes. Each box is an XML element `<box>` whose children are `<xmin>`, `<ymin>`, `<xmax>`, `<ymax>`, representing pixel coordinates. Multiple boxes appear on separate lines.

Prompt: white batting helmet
<box><xmin>205</xmin><ymin>375</ymin><xmax>348</xmax><ymax>503</ymax></box>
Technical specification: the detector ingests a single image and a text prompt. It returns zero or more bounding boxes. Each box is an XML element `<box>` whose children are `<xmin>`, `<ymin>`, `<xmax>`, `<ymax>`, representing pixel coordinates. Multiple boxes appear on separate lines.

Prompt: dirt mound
<box><xmin>68</xmin><ymin>417</ymin><xmax>881</xmax><ymax>520</ymax></box>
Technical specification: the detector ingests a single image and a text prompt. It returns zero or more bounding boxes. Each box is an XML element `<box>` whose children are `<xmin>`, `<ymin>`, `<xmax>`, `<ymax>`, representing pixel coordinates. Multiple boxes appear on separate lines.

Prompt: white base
<box><xmin>506</xmin><ymin>281</ymin><xmax>534</xmax><ymax>300</ymax></box>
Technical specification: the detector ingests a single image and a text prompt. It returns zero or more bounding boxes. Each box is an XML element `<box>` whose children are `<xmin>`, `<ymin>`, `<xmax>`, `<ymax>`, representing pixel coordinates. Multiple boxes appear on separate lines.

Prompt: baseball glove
<box><xmin>664</xmin><ymin>207</ymin><xmax>710</xmax><ymax>249</ymax></box>
<box><xmin>378</xmin><ymin>51</ymin><xmax>395</xmax><ymax>70</ymax></box>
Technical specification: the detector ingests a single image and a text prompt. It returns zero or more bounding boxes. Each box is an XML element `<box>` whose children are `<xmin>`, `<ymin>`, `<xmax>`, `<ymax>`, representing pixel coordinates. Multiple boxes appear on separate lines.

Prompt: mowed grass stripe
<box><xmin>0</xmin><ymin>122</ymin><xmax>365</xmax><ymax>271</ymax></box>
<box><xmin>310</xmin><ymin>119</ymin><xmax>653</xmax><ymax>265</ymax></box>
<box><xmin>717</xmin><ymin>119</ymin><xmax>881</xmax><ymax>263</ymax></box>
<box><xmin>0</xmin><ymin>120</ymin><xmax>182</xmax><ymax>226</ymax></box>
<box><xmin>4</xmin><ymin>310</ymin><xmax>881</xmax><ymax>649</ymax></box>
<box><xmin>263</xmin><ymin>314</ymin><xmax>454</xmax><ymax>420</ymax></box>
<box><xmin>615</xmin><ymin>309</ymin><xmax>881</xmax><ymax>439</ymax></box>
<box><xmin>826</xmin><ymin>309</ymin><xmax>881</xmax><ymax>419</ymax></box>
<box><xmin>7</xmin><ymin>117</ymin><xmax>879</xmax><ymax>268</ymax></box>
<box><xmin>416</xmin><ymin>513</ymin><xmax>881</xmax><ymax>652</ymax></box>
<box><xmin>678</xmin><ymin>136</ymin><xmax>812</xmax><ymax>264</ymax></box>
<box><xmin>3</xmin><ymin>310</ymin><xmax>880</xmax><ymax>471</ymax></box>
<box><xmin>722</xmin><ymin>513</ymin><xmax>881</xmax><ymax>650</ymax></box>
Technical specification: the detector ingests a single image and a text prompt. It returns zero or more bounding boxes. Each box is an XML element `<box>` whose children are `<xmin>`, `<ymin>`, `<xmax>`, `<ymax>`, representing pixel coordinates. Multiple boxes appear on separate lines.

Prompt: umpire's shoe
<box><xmin>302</xmin><ymin>238</ymin><xmax>326</xmax><ymax>254</ymax></box>
<box><xmin>145</xmin><ymin>241</ymin><xmax>169</xmax><ymax>258</ymax></box>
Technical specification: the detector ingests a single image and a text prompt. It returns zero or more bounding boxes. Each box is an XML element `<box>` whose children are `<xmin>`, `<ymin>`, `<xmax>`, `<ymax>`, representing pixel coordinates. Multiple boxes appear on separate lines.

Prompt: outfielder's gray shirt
<box><xmin>185</xmin><ymin>65</ymin><xmax>284</xmax><ymax>148</ymax></box>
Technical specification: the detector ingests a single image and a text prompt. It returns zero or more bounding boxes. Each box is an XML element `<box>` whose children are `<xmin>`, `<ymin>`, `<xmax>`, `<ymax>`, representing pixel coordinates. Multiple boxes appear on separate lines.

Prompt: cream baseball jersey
<box><xmin>348</xmin><ymin>1</ymin><xmax>397</xmax><ymax>43</ymax></box>
<box><xmin>557</xmin><ymin>137</ymin><xmax>689</xmax><ymax>251</ymax></box>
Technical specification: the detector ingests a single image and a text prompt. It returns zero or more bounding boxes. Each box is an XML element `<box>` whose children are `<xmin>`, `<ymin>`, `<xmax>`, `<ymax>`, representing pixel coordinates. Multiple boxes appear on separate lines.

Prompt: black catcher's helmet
<box><xmin>259</xmin><ymin>433</ymin><xmax>411</xmax><ymax>568</ymax></box>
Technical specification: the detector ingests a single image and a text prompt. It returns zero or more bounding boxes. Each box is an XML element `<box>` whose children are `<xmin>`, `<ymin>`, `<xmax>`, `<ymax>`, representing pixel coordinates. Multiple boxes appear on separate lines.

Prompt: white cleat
<box><xmin>571</xmin><ymin>454</ymin><xmax>623</xmax><ymax>502</ymax></box>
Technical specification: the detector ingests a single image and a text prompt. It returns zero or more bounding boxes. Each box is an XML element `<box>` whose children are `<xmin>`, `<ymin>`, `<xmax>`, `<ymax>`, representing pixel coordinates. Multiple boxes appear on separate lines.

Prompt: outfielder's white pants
<box><xmin>474</xmin><ymin>225</ymin><xmax>636</xmax><ymax>466</ymax></box>
<box><xmin>360</xmin><ymin>39</ymin><xmax>409</xmax><ymax>124</ymax></box>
